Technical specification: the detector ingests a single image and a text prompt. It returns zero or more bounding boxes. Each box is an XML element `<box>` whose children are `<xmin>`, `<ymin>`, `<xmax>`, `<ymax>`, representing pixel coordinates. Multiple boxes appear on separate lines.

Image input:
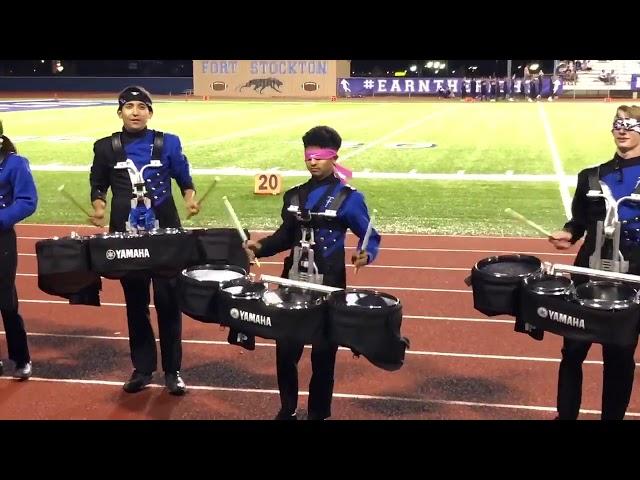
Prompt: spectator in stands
<box><xmin>470</xmin><ymin>78</ymin><xmax>477</xmax><ymax>99</ymax></box>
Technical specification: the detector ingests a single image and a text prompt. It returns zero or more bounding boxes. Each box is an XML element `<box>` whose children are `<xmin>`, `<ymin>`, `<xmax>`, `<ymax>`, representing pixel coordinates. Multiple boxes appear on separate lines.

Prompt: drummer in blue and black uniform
<box><xmin>89</xmin><ymin>86</ymin><xmax>200</xmax><ymax>395</ymax></box>
<box><xmin>0</xmin><ymin>121</ymin><xmax>37</xmax><ymax>379</ymax></box>
<box><xmin>549</xmin><ymin>104</ymin><xmax>640</xmax><ymax>420</ymax></box>
<box><xmin>244</xmin><ymin>125</ymin><xmax>381</xmax><ymax>420</ymax></box>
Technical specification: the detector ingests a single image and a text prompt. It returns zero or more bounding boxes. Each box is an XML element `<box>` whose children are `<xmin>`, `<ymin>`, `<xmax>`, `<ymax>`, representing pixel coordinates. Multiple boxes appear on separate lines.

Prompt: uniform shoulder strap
<box><xmin>111</xmin><ymin>132</ymin><xmax>126</xmax><ymax>162</ymax></box>
<box><xmin>326</xmin><ymin>183</ymin><xmax>356</xmax><ymax>212</ymax></box>
<box><xmin>587</xmin><ymin>166</ymin><xmax>601</xmax><ymax>192</ymax></box>
<box><xmin>152</xmin><ymin>131</ymin><xmax>164</xmax><ymax>160</ymax></box>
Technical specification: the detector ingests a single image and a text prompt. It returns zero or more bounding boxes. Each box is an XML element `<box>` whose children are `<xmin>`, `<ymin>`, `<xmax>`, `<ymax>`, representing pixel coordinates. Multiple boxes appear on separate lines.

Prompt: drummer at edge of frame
<box><xmin>244</xmin><ymin>125</ymin><xmax>381</xmax><ymax>421</ymax></box>
<box><xmin>548</xmin><ymin>104</ymin><xmax>640</xmax><ymax>421</ymax></box>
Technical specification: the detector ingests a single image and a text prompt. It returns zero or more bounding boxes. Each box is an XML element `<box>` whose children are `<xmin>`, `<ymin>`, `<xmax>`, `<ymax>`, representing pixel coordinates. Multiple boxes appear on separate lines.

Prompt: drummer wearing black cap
<box><xmin>89</xmin><ymin>86</ymin><xmax>200</xmax><ymax>395</ymax></box>
<box><xmin>549</xmin><ymin>104</ymin><xmax>640</xmax><ymax>420</ymax></box>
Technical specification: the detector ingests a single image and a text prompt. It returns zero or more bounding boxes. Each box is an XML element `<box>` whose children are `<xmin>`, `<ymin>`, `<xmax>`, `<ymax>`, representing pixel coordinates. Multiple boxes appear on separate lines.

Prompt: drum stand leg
<box><xmin>589</xmin><ymin>220</ymin><xmax>629</xmax><ymax>273</ymax></box>
<box><xmin>289</xmin><ymin>227</ymin><xmax>323</xmax><ymax>285</ymax></box>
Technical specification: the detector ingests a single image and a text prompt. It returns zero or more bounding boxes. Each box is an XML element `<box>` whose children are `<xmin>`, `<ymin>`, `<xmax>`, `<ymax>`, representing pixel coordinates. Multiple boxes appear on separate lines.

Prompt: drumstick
<box><xmin>504</xmin><ymin>208</ymin><xmax>552</xmax><ymax>237</ymax></box>
<box><xmin>57</xmin><ymin>184</ymin><xmax>92</xmax><ymax>217</ymax></box>
<box><xmin>222</xmin><ymin>195</ymin><xmax>261</xmax><ymax>268</ymax></box>
<box><xmin>355</xmin><ymin>209</ymin><xmax>377</xmax><ymax>274</ymax></box>
<box><xmin>187</xmin><ymin>176</ymin><xmax>220</xmax><ymax>219</ymax></box>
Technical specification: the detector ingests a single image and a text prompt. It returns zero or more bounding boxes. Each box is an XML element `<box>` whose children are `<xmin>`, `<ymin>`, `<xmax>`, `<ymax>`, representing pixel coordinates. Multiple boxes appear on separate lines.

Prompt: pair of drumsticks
<box><xmin>58</xmin><ymin>178</ymin><xmax>261</xmax><ymax>267</ymax></box>
<box><xmin>58</xmin><ymin>176</ymin><xmax>222</xmax><ymax>223</ymax></box>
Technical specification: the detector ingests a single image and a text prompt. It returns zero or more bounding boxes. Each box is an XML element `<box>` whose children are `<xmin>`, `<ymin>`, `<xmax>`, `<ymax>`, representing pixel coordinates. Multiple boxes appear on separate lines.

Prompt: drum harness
<box><xmin>111</xmin><ymin>131</ymin><xmax>164</xmax><ymax>234</ymax></box>
<box><xmin>285</xmin><ymin>185</ymin><xmax>353</xmax><ymax>285</ymax></box>
<box><xmin>546</xmin><ymin>169</ymin><xmax>640</xmax><ymax>285</ymax></box>
<box><xmin>585</xmin><ymin>168</ymin><xmax>640</xmax><ymax>274</ymax></box>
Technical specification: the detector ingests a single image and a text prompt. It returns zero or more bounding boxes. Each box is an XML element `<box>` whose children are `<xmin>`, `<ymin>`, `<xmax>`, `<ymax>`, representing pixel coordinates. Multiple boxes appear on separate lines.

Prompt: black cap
<box><xmin>117</xmin><ymin>86</ymin><xmax>153</xmax><ymax>112</ymax></box>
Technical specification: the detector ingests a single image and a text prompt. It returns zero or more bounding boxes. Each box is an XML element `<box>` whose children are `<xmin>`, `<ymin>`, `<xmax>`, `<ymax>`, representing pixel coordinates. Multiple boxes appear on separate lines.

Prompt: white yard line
<box><xmin>538</xmin><ymin>103</ymin><xmax>572</xmax><ymax>219</ymax></box>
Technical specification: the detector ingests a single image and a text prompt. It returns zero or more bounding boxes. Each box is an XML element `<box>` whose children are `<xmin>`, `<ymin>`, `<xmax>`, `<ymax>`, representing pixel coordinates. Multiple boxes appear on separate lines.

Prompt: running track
<box><xmin>1</xmin><ymin>224</ymin><xmax>636</xmax><ymax>420</ymax></box>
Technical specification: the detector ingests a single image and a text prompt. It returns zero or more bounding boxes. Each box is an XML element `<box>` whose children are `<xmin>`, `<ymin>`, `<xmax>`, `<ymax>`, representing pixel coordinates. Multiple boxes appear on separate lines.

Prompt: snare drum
<box><xmin>36</xmin><ymin>236</ymin><xmax>100</xmax><ymax>297</ymax></box>
<box><xmin>217</xmin><ymin>283</ymin><xmax>327</xmax><ymax>343</ymax></box>
<box><xmin>516</xmin><ymin>272</ymin><xmax>574</xmax><ymax>340</ymax></box>
<box><xmin>470</xmin><ymin>254</ymin><xmax>542</xmax><ymax>316</ymax></box>
<box><xmin>178</xmin><ymin>264</ymin><xmax>248</xmax><ymax>323</ymax></box>
<box><xmin>327</xmin><ymin>289</ymin><xmax>409</xmax><ymax>371</ymax></box>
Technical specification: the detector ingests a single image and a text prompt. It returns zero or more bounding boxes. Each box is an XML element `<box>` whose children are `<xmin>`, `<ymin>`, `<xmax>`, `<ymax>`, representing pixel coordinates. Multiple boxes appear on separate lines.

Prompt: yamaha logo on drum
<box><xmin>105</xmin><ymin>248</ymin><xmax>151</xmax><ymax>260</ymax></box>
<box><xmin>537</xmin><ymin>306</ymin><xmax>585</xmax><ymax>329</ymax></box>
<box><xmin>229</xmin><ymin>308</ymin><xmax>272</xmax><ymax>326</ymax></box>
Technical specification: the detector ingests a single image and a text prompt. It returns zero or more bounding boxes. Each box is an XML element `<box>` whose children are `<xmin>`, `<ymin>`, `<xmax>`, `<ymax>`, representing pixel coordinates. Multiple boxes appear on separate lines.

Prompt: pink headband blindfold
<box><xmin>304</xmin><ymin>148</ymin><xmax>353</xmax><ymax>183</ymax></box>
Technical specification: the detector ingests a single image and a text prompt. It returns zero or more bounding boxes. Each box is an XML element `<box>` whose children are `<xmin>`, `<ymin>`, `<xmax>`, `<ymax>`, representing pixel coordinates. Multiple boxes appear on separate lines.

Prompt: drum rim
<box><xmin>574</xmin><ymin>280</ymin><xmax>639</xmax><ymax>309</ymax></box>
<box><xmin>262</xmin><ymin>286</ymin><xmax>327</xmax><ymax>309</ymax></box>
<box><xmin>221</xmin><ymin>280</ymin><xmax>267</xmax><ymax>299</ymax></box>
<box><xmin>474</xmin><ymin>254</ymin><xmax>541</xmax><ymax>278</ymax></box>
<box><xmin>522</xmin><ymin>272</ymin><xmax>573</xmax><ymax>295</ymax></box>
<box><xmin>329</xmin><ymin>288</ymin><xmax>400</xmax><ymax>309</ymax></box>
<box><xmin>181</xmin><ymin>264</ymin><xmax>247</xmax><ymax>279</ymax></box>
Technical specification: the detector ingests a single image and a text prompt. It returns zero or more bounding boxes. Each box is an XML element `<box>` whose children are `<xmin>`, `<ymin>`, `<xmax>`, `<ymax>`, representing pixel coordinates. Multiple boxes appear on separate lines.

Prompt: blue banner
<box><xmin>337</xmin><ymin>77</ymin><xmax>563</xmax><ymax>97</ymax></box>
<box><xmin>632</xmin><ymin>74</ymin><xmax>640</xmax><ymax>91</ymax></box>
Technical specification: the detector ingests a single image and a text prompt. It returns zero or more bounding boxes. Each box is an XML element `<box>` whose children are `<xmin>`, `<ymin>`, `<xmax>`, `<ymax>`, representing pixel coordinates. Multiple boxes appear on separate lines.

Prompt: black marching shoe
<box><xmin>0</xmin><ymin>360</ymin><xmax>3</xmax><ymax>376</ymax></box>
<box><xmin>123</xmin><ymin>370</ymin><xmax>153</xmax><ymax>393</ymax></box>
<box><xmin>274</xmin><ymin>409</ymin><xmax>297</xmax><ymax>420</ymax></box>
<box><xmin>165</xmin><ymin>372</ymin><xmax>186</xmax><ymax>396</ymax></box>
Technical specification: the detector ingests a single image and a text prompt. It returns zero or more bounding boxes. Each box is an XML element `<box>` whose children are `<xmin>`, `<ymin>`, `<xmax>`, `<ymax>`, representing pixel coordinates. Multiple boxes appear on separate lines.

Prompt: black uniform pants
<box><xmin>120</xmin><ymin>275</ymin><xmax>182</xmax><ymax>374</ymax></box>
<box><xmin>0</xmin><ymin>229</ymin><xmax>30</xmax><ymax>365</ymax></box>
<box><xmin>276</xmin><ymin>337</ymin><xmax>339</xmax><ymax>419</ymax></box>
<box><xmin>557</xmin><ymin>337</ymin><xmax>637</xmax><ymax>420</ymax></box>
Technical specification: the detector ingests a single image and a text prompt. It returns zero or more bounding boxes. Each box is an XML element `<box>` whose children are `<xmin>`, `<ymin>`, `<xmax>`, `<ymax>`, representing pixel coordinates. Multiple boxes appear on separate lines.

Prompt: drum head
<box><xmin>262</xmin><ymin>287</ymin><xmax>325</xmax><ymax>309</ymax></box>
<box><xmin>523</xmin><ymin>272</ymin><xmax>573</xmax><ymax>295</ymax></box>
<box><xmin>222</xmin><ymin>280</ymin><xmax>266</xmax><ymax>300</ymax></box>
<box><xmin>475</xmin><ymin>255</ymin><xmax>541</xmax><ymax>278</ymax></box>
<box><xmin>330</xmin><ymin>289</ymin><xmax>400</xmax><ymax>309</ymax></box>
<box><xmin>182</xmin><ymin>264</ymin><xmax>246</xmax><ymax>282</ymax></box>
<box><xmin>574</xmin><ymin>281</ymin><xmax>638</xmax><ymax>310</ymax></box>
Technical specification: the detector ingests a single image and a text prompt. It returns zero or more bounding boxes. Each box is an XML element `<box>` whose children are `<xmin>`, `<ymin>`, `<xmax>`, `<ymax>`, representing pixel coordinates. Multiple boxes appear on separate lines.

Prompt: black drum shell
<box><xmin>191</xmin><ymin>228</ymin><xmax>250</xmax><ymax>272</ymax></box>
<box><xmin>178</xmin><ymin>264</ymin><xmax>248</xmax><ymax>323</ymax></box>
<box><xmin>517</xmin><ymin>280</ymin><xmax>640</xmax><ymax>346</ymax></box>
<box><xmin>217</xmin><ymin>283</ymin><xmax>327</xmax><ymax>343</ymax></box>
<box><xmin>471</xmin><ymin>254</ymin><xmax>541</xmax><ymax>316</ymax></box>
<box><xmin>36</xmin><ymin>237</ymin><xmax>100</xmax><ymax>296</ymax></box>
<box><xmin>327</xmin><ymin>289</ymin><xmax>408</xmax><ymax>371</ymax></box>
<box><xmin>573</xmin><ymin>281</ymin><xmax>639</xmax><ymax>310</ymax></box>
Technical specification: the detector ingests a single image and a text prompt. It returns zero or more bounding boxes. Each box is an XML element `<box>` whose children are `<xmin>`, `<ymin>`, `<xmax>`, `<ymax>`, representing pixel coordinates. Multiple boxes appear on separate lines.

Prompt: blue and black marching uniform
<box><xmin>89</xmin><ymin>127</ymin><xmax>195</xmax><ymax>375</ymax></box>
<box><xmin>0</xmin><ymin>151</ymin><xmax>37</xmax><ymax>369</ymax></box>
<box><xmin>558</xmin><ymin>154</ymin><xmax>640</xmax><ymax>420</ymax></box>
<box><xmin>257</xmin><ymin>174</ymin><xmax>381</xmax><ymax>419</ymax></box>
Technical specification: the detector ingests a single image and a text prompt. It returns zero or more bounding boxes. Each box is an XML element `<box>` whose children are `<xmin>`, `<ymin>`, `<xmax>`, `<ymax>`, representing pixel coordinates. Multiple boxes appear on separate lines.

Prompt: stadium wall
<box><xmin>193</xmin><ymin>60</ymin><xmax>351</xmax><ymax>98</ymax></box>
<box><xmin>0</xmin><ymin>76</ymin><xmax>191</xmax><ymax>95</ymax></box>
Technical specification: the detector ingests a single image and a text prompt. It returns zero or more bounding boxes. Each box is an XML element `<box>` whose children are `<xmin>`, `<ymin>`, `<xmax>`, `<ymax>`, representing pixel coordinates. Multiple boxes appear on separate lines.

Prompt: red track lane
<box><xmin>2</xmin><ymin>224</ymin><xmax>634</xmax><ymax>420</ymax></box>
<box><xmin>1</xmin><ymin>339</ymin><xmax>635</xmax><ymax>419</ymax></box>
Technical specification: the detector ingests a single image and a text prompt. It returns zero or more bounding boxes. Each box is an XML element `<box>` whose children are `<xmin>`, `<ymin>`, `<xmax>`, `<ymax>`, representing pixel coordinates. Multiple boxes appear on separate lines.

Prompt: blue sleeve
<box><xmin>166</xmin><ymin>134</ymin><xmax>195</xmax><ymax>195</ymax></box>
<box><xmin>0</xmin><ymin>156</ymin><xmax>38</xmax><ymax>229</ymax></box>
<box><xmin>339</xmin><ymin>190</ymin><xmax>380</xmax><ymax>263</ymax></box>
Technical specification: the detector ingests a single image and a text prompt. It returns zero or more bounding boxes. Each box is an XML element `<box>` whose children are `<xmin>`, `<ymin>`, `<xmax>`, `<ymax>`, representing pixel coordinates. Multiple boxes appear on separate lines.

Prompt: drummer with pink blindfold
<box><xmin>244</xmin><ymin>125</ymin><xmax>380</xmax><ymax>420</ymax></box>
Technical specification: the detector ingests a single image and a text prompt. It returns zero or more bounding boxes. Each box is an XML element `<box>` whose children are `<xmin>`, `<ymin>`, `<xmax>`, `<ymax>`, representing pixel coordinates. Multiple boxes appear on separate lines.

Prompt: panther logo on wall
<box><xmin>238</xmin><ymin>77</ymin><xmax>283</xmax><ymax>94</ymax></box>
